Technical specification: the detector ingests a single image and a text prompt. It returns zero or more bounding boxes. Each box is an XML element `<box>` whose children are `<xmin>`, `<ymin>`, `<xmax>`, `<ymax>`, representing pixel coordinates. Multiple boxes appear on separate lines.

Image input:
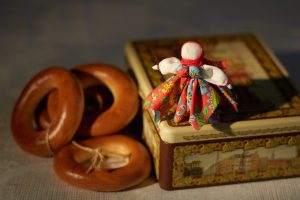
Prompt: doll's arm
<box><xmin>201</xmin><ymin>64</ymin><xmax>228</xmax><ymax>86</ymax></box>
<box><xmin>203</xmin><ymin>59</ymin><xmax>232</xmax><ymax>88</ymax></box>
<box><xmin>152</xmin><ymin>57</ymin><xmax>181</xmax><ymax>75</ymax></box>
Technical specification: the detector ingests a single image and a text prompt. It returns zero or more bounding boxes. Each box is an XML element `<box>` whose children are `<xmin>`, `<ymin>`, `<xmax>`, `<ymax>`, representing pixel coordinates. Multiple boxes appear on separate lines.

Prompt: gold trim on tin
<box><xmin>182</xmin><ymin>125</ymin><xmax>300</xmax><ymax>141</ymax></box>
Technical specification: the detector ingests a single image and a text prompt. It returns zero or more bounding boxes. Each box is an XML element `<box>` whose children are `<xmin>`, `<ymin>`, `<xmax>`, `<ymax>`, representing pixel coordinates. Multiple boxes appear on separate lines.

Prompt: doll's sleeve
<box><xmin>152</xmin><ymin>57</ymin><xmax>181</xmax><ymax>75</ymax></box>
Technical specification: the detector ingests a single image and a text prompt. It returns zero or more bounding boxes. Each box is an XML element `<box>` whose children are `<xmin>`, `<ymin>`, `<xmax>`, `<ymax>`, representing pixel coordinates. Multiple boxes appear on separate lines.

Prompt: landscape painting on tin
<box><xmin>183</xmin><ymin>144</ymin><xmax>298</xmax><ymax>178</ymax></box>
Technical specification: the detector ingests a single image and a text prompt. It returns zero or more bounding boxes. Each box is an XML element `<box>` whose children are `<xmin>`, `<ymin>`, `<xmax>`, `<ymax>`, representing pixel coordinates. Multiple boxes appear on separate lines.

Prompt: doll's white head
<box><xmin>181</xmin><ymin>41</ymin><xmax>203</xmax><ymax>60</ymax></box>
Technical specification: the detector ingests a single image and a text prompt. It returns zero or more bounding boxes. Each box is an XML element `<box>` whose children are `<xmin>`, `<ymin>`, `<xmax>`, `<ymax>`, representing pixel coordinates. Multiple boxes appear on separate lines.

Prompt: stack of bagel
<box><xmin>11</xmin><ymin>64</ymin><xmax>151</xmax><ymax>192</ymax></box>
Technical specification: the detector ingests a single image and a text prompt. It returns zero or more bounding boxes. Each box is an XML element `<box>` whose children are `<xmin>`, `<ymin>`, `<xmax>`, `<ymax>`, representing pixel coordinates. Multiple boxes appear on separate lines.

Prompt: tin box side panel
<box><xmin>172</xmin><ymin>133</ymin><xmax>300</xmax><ymax>188</ymax></box>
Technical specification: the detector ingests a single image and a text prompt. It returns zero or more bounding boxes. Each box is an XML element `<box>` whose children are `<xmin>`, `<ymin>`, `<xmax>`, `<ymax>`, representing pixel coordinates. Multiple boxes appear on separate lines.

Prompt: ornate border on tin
<box><xmin>172</xmin><ymin>134</ymin><xmax>300</xmax><ymax>188</ymax></box>
<box><xmin>182</xmin><ymin>126</ymin><xmax>300</xmax><ymax>141</ymax></box>
<box><xmin>143</xmin><ymin>111</ymin><xmax>161</xmax><ymax>179</ymax></box>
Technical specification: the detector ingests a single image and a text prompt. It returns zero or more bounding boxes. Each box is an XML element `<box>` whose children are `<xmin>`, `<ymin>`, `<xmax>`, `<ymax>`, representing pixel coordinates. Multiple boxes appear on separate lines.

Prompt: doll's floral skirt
<box><xmin>144</xmin><ymin>65</ymin><xmax>237</xmax><ymax>130</ymax></box>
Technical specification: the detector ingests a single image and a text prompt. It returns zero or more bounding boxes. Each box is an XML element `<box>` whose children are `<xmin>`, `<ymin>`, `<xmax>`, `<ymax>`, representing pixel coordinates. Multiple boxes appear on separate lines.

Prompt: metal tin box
<box><xmin>125</xmin><ymin>34</ymin><xmax>300</xmax><ymax>190</ymax></box>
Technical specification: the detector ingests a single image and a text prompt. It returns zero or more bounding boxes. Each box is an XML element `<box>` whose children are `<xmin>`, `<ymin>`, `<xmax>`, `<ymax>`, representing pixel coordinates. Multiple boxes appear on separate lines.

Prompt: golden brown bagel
<box><xmin>11</xmin><ymin>67</ymin><xmax>84</xmax><ymax>156</ymax></box>
<box><xmin>53</xmin><ymin>134</ymin><xmax>151</xmax><ymax>191</ymax></box>
<box><xmin>72</xmin><ymin>64</ymin><xmax>139</xmax><ymax>136</ymax></box>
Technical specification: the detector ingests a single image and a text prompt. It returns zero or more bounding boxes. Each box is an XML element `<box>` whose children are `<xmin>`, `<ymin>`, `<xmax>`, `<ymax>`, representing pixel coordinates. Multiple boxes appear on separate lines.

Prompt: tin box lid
<box><xmin>125</xmin><ymin>34</ymin><xmax>300</xmax><ymax>144</ymax></box>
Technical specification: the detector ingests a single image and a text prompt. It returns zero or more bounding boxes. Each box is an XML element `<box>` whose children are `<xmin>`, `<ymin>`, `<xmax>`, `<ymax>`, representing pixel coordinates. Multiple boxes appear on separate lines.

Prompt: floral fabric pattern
<box><xmin>144</xmin><ymin>64</ymin><xmax>238</xmax><ymax>130</ymax></box>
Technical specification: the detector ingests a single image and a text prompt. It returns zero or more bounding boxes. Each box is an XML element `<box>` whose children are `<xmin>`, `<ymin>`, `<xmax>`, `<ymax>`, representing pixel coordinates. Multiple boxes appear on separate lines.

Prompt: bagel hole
<box><xmin>84</xmin><ymin>85</ymin><xmax>113</xmax><ymax>115</ymax></box>
<box><xmin>33</xmin><ymin>92</ymin><xmax>52</xmax><ymax>131</ymax></box>
<box><xmin>76</xmin><ymin>85</ymin><xmax>114</xmax><ymax>136</ymax></box>
<box><xmin>72</xmin><ymin>71</ymin><xmax>114</xmax><ymax>115</ymax></box>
